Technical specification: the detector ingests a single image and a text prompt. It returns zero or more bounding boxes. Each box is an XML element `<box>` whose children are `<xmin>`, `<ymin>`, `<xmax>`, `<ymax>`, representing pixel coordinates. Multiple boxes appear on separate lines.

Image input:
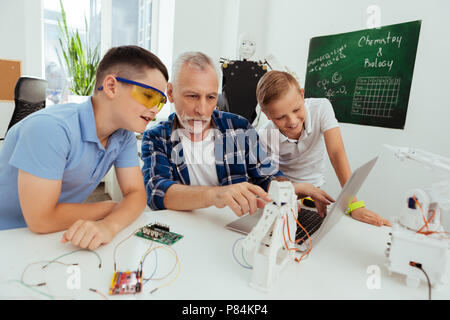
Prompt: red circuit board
<box><xmin>109</xmin><ymin>270</ymin><xmax>142</xmax><ymax>295</ymax></box>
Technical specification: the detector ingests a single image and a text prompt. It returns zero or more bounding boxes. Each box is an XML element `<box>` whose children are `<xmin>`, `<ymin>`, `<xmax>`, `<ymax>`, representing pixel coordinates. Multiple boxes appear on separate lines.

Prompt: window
<box><xmin>138</xmin><ymin>0</ymin><xmax>153</xmax><ymax>50</ymax></box>
<box><xmin>43</xmin><ymin>0</ymin><xmax>155</xmax><ymax>105</ymax></box>
<box><xmin>111</xmin><ymin>0</ymin><xmax>139</xmax><ymax>47</ymax></box>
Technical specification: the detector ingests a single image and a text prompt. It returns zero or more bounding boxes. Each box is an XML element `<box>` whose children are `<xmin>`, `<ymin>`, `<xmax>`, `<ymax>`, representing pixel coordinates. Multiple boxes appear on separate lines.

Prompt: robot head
<box><xmin>238</xmin><ymin>33</ymin><xmax>256</xmax><ymax>60</ymax></box>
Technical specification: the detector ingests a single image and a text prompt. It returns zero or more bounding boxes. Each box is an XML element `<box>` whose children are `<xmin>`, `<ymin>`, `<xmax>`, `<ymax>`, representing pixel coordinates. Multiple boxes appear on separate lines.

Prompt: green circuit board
<box><xmin>135</xmin><ymin>223</ymin><xmax>183</xmax><ymax>245</ymax></box>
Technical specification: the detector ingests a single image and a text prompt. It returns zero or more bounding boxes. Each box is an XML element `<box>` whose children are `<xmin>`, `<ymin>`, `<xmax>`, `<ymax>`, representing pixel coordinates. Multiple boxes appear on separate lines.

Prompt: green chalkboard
<box><xmin>304</xmin><ymin>20</ymin><xmax>421</xmax><ymax>129</ymax></box>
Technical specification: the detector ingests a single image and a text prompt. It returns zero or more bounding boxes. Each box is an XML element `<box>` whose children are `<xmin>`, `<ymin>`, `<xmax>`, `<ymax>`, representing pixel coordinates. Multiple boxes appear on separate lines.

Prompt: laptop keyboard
<box><xmin>295</xmin><ymin>208</ymin><xmax>324</xmax><ymax>243</ymax></box>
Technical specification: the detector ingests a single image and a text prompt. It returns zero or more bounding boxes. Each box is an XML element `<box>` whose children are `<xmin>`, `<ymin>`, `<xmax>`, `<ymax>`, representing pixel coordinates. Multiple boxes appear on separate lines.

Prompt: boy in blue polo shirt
<box><xmin>0</xmin><ymin>45</ymin><xmax>169</xmax><ymax>250</ymax></box>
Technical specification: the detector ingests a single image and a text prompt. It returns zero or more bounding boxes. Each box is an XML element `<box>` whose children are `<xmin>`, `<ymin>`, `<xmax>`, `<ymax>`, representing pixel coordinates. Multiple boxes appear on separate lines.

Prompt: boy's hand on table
<box><xmin>350</xmin><ymin>207</ymin><xmax>392</xmax><ymax>227</ymax></box>
<box><xmin>61</xmin><ymin>219</ymin><xmax>116</xmax><ymax>250</ymax></box>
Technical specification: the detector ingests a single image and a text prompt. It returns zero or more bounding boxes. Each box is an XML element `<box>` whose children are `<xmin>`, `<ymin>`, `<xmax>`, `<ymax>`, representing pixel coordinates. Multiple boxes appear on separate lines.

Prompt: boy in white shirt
<box><xmin>257</xmin><ymin>70</ymin><xmax>390</xmax><ymax>227</ymax></box>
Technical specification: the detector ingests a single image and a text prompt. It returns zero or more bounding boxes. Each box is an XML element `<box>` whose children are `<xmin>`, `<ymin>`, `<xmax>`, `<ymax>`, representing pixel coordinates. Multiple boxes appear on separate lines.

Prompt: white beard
<box><xmin>177</xmin><ymin>114</ymin><xmax>210</xmax><ymax>135</ymax></box>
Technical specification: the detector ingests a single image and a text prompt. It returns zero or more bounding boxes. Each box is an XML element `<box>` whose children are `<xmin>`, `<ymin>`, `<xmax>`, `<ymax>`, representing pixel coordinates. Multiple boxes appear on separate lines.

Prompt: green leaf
<box><xmin>56</xmin><ymin>0</ymin><xmax>99</xmax><ymax>96</ymax></box>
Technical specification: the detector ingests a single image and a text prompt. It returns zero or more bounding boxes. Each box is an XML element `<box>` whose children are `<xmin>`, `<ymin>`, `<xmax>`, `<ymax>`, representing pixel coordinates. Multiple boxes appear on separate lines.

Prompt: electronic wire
<box><xmin>412</xmin><ymin>197</ymin><xmax>450</xmax><ymax>239</ymax></box>
<box><xmin>291</xmin><ymin>209</ymin><xmax>313</xmax><ymax>262</ymax></box>
<box><xmin>410</xmin><ymin>262</ymin><xmax>432</xmax><ymax>300</ymax></box>
<box><xmin>147</xmin><ymin>252</ymin><xmax>177</xmax><ymax>281</ymax></box>
<box><xmin>89</xmin><ymin>288</ymin><xmax>108</xmax><ymax>300</ymax></box>
<box><xmin>420</xmin><ymin>267</ymin><xmax>432</xmax><ymax>300</ymax></box>
<box><xmin>232</xmin><ymin>237</ymin><xmax>252</xmax><ymax>269</ymax></box>
<box><xmin>21</xmin><ymin>260</ymin><xmax>75</xmax><ymax>287</ymax></box>
<box><xmin>241</xmin><ymin>246</ymin><xmax>252</xmax><ymax>268</ymax></box>
<box><xmin>142</xmin><ymin>250</ymin><xmax>158</xmax><ymax>285</ymax></box>
<box><xmin>8</xmin><ymin>280</ymin><xmax>55</xmax><ymax>300</ymax></box>
<box><xmin>14</xmin><ymin>249</ymin><xmax>102</xmax><ymax>299</ymax></box>
<box><xmin>113</xmin><ymin>228</ymin><xmax>141</xmax><ymax>271</ymax></box>
<box><xmin>142</xmin><ymin>246</ymin><xmax>178</xmax><ymax>281</ymax></box>
<box><xmin>43</xmin><ymin>248</ymin><xmax>102</xmax><ymax>269</ymax></box>
<box><xmin>146</xmin><ymin>245</ymin><xmax>181</xmax><ymax>294</ymax></box>
<box><xmin>113</xmin><ymin>227</ymin><xmax>181</xmax><ymax>293</ymax></box>
<box><xmin>139</xmin><ymin>240</ymin><xmax>159</xmax><ymax>285</ymax></box>
<box><xmin>282</xmin><ymin>214</ymin><xmax>299</xmax><ymax>253</ymax></box>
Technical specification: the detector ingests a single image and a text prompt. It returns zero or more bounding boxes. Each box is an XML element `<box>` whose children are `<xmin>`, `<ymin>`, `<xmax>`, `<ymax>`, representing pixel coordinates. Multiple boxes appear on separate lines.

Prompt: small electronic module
<box><xmin>109</xmin><ymin>270</ymin><xmax>142</xmax><ymax>295</ymax></box>
<box><xmin>135</xmin><ymin>222</ymin><xmax>183</xmax><ymax>246</ymax></box>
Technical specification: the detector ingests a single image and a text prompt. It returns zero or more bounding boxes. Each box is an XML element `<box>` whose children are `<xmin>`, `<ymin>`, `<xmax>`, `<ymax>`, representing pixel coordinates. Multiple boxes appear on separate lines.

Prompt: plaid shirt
<box><xmin>141</xmin><ymin>110</ymin><xmax>284</xmax><ymax>210</ymax></box>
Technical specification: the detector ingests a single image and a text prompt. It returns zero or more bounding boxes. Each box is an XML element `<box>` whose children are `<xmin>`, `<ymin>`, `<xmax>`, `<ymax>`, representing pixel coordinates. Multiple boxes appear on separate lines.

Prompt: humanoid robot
<box><xmin>219</xmin><ymin>33</ymin><xmax>268</xmax><ymax>123</ymax></box>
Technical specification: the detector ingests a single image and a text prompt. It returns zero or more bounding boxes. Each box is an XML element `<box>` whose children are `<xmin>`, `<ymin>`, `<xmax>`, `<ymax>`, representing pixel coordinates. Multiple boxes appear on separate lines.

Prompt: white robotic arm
<box><xmin>384</xmin><ymin>144</ymin><xmax>450</xmax><ymax>228</ymax></box>
<box><xmin>384</xmin><ymin>144</ymin><xmax>450</xmax><ymax>290</ymax></box>
<box><xmin>241</xmin><ymin>181</ymin><xmax>298</xmax><ymax>292</ymax></box>
<box><xmin>384</xmin><ymin>144</ymin><xmax>450</xmax><ymax>175</ymax></box>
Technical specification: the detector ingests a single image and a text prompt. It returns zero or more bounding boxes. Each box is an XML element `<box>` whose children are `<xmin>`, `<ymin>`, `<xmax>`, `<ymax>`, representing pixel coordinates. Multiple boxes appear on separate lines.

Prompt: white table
<box><xmin>0</xmin><ymin>206</ymin><xmax>449</xmax><ymax>300</ymax></box>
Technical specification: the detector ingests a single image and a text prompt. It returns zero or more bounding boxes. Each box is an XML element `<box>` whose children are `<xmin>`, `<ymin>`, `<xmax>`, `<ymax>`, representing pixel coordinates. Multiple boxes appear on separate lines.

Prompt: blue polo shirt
<box><xmin>0</xmin><ymin>98</ymin><xmax>139</xmax><ymax>230</ymax></box>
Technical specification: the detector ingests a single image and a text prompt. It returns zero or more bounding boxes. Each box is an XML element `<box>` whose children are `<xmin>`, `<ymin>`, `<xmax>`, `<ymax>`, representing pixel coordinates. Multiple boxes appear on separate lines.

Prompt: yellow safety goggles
<box><xmin>98</xmin><ymin>76</ymin><xmax>167</xmax><ymax>111</ymax></box>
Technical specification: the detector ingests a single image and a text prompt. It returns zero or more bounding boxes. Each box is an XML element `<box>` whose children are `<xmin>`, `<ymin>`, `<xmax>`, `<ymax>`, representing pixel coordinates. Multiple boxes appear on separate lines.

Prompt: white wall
<box><xmin>0</xmin><ymin>0</ymin><xmax>43</xmax><ymax>137</ymax></box>
<box><xmin>168</xmin><ymin>0</ymin><xmax>270</xmax><ymax>113</ymax></box>
<box><xmin>171</xmin><ymin>0</ymin><xmax>226</xmax><ymax>68</ymax></box>
<box><xmin>169</xmin><ymin>0</ymin><xmax>450</xmax><ymax>223</ymax></box>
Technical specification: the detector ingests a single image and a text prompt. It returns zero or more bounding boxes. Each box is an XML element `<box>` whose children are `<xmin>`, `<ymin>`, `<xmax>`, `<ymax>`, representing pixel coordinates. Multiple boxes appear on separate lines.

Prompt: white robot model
<box><xmin>241</xmin><ymin>181</ymin><xmax>298</xmax><ymax>292</ymax></box>
<box><xmin>384</xmin><ymin>145</ymin><xmax>450</xmax><ymax>289</ymax></box>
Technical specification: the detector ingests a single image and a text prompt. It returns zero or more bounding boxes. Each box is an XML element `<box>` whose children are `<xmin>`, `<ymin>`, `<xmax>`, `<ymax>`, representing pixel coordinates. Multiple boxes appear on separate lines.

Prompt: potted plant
<box><xmin>57</xmin><ymin>0</ymin><xmax>100</xmax><ymax>102</ymax></box>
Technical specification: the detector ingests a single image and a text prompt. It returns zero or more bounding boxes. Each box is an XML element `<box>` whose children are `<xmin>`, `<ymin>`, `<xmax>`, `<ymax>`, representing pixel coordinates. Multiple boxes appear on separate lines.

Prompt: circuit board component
<box><xmin>109</xmin><ymin>270</ymin><xmax>142</xmax><ymax>295</ymax></box>
<box><xmin>135</xmin><ymin>222</ymin><xmax>183</xmax><ymax>245</ymax></box>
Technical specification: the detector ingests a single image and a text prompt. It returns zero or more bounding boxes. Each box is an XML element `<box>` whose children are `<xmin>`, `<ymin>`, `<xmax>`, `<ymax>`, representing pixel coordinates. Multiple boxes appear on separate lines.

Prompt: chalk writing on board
<box><xmin>359</xmin><ymin>31</ymin><xmax>403</xmax><ymax>72</ymax></box>
<box><xmin>331</xmin><ymin>72</ymin><xmax>343</xmax><ymax>84</ymax></box>
<box><xmin>304</xmin><ymin>20</ymin><xmax>421</xmax><ymax>129</ymax></box>
<box><xmin>307</xmin><ymin>44</ymin><xmax>347</xmax><ymax>73</ymax></box>
<box><xmin>316</xmin><ymin>72</ymin><xmax>347</xmax><ymax>102</ymax></box>
<box><xmin>357</xmin><ymin>32</ymin><xmax>403</xmax><ymax>48</ymax></box>
<box><xmin>351</xmin><ymin>76</ymin><xmax>401</xmax><ymax>118</ymax></box>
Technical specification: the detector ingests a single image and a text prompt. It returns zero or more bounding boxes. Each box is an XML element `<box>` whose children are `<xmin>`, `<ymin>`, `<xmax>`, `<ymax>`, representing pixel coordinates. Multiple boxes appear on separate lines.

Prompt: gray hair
<box><xmin>171</xmin><ymin>51</ymin><xmax>220</xmax><ymax>85</ymax></box>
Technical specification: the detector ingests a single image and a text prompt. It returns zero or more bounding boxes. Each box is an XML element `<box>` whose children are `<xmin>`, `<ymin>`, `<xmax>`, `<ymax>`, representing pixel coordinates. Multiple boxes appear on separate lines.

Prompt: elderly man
<box><xmin>141</xmin><ymin>51</ymin><xmax>333</xmax><ymax>216</ymax></box>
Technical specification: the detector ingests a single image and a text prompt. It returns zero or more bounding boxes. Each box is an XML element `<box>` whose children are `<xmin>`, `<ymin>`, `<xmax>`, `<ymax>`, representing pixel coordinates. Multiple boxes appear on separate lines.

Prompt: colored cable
<box><xmin>412</xmin><ymin>196</ymin><xmax>430</xmax><ymax>232</ymax></box>
<box><xmin>113</xmin><ymin>228</ymin><xmax>141</xmax><ymax>271</ymax></box>
<box><xmin>89</xmin><ymin>288</ymin><xmax>108</xmax><ymax>300</ymax></box>
<box><xmin>44</xmin><ymin>248</ymin><xmax>102</xmax><ymax>269</ymax></box>
<box><xmin>7</xmin><ymin>280</ymin><xmax>55</xmax><ymax>300</ymax></box>
<box><xmin>113</xmin><ymin>226</ymin><xmax>182</xmax><ymax>294</ymax></box>
<box><xmin>21</xmin><ymin>260</ymin><xmax>75</xmax><ymax>287</ymax></box>
<box><xmin>232</xmin><ymin>238</ymin><xmax>252</xmax><ymax>269</ymax></box>
<box><xmin>409</xmin><ymin>262</ymin><xmax>431</xmax><ymax>300</ymax></box>
<box><xmin>241</xmin><ymin>246</ymin><xmax>252</xmax><ymax>268</ymax></box>
<box><xmin>281</xmin><ymin>214</ymin><xmax>299</xmax><ymax>253</ymax></box>
<box><xmin>141</xmin><ymin>245</ymin><xmax>178</xmax><ymax>282</ymax></box>
<box><xmin>143</xmin><ymin>250</ymin><xmax>158</xmax><ymax>285</ymax></box>
<box><xmin>412</xmin><ymin>198</ymin><xmax>450</xmax><ymax>238</ymax></box>
<box><xmin>147</xmin><ymin>245</ymin><xmax>181</xmax><ymax>293</ymax></box>
<box><xmin>291</xmin><ymin>209</ymin><xmax>313</xmax><ymax>263</ymax></box>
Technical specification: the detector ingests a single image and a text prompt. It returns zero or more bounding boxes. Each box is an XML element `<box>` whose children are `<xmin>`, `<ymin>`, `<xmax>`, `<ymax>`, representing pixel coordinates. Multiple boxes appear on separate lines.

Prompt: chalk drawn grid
<box><xmin>351</xmin><ymin>77</ymin><xmax>401</xmax><ymax>118</ymax></box>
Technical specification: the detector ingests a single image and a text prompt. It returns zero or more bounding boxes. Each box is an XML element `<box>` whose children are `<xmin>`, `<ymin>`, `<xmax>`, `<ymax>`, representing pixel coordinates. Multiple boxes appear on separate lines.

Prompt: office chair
<box><xmin>0</xmin><ymin>76</ymin><xmax>48</xmax><ymax>141</ymax></box>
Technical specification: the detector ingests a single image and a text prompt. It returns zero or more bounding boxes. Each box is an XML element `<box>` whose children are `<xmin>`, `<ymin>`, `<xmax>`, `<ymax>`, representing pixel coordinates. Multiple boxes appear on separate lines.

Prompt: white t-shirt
<box><xmin>180</xmin><ymin>129</ymin><xmax>220</xmax><ymax>186</ymax></box>
<box><xmin>259</xmin><ymin>98</ymin><xmax>339</xmax><ymax>187</ymax></box>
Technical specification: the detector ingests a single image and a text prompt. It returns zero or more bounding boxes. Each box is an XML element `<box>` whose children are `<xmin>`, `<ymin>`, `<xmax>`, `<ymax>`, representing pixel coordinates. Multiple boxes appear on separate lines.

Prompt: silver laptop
<box><xmin>225</xmin><ymin>157</ymin><xmax>378</xmax><ymax>249</ymax></box>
